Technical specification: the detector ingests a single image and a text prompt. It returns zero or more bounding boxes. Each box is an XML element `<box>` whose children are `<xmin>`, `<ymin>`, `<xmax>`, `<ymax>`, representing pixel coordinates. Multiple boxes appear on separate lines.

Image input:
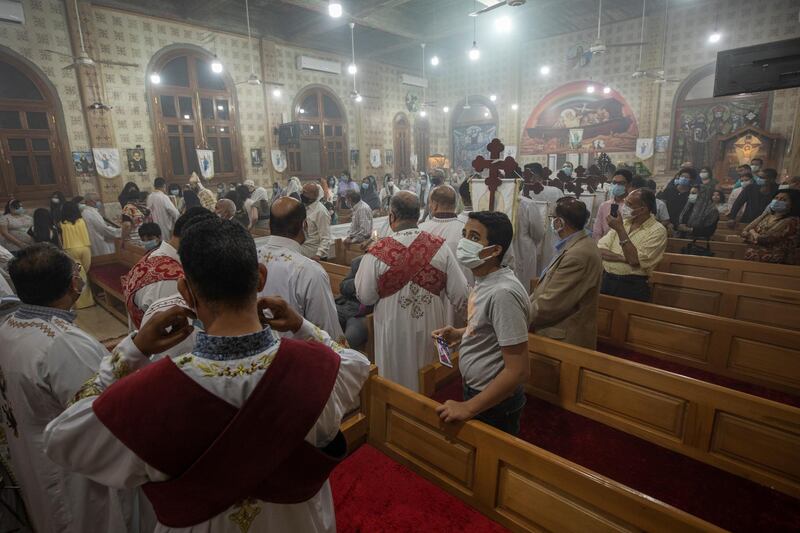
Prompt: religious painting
<box><xmin>669</xmin><ymin>96</ymin><xmax>769</xmax><ymax>170</ymax></box>
<box><xmin>92</xmin><ymin>148</ymin><xmax>122</xmax><ymax>179</ymax></box>
<box><xmin>521</xmin><ymin>81</ymin><xmax>638</xmax><ymax>155</ymax></box>
<box><xmin>72</xmin><ymin>151</ymin><xmax>95</xmax><ymax>175</ymax></box>
<box><xmin>126</xmin><ymin>148</ymin><xmax>147</xmax><ymax>173</ymax></box>
<box><xmin>453</xmin><ymin>124</ymin><xmax>497</xmax><ymax>173</ymax></box>
<box><xmin>196</xmin><ymin>149</ymin><xmax>214</xmax><ymax>179</ymax></box>
<box><xmin>715</xmin><ymin>126</ymin><xmax>785</xmax><ymax>185</ymax></box>
<box><xmin>370</xmin><ymin>149</ymin><xmax>381</xmax><ymax>168</ymax></box>
<box><xmin>250</xmin><ymin>148</ymin><xmax>263</xmax><ymax>168</ymax></box>
<box><xmin>271</xmin><ymin>149</ymin><xmax>287</xmax><ymax>173</ymax></box>
<box><xmin>384</xmin><ymin>149</ymin><xmax>393</xmax><ymax>166</ymax></box>
<box><xmin>636</xmin><ymin>138</ymin><xmax>654</xmax><ymax>160</ymax></box>
<box><xmin>655</xmin><ymin>135</ymin><xmax>670</xmax><ymax>153</ymax></box>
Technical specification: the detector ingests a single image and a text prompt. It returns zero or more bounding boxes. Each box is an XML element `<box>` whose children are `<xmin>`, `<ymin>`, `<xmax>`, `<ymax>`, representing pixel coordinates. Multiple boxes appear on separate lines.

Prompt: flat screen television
<box><xmin>714</xmin><ymin>37</ymin><xmax>800</xmax><ymax>97</ymax></box>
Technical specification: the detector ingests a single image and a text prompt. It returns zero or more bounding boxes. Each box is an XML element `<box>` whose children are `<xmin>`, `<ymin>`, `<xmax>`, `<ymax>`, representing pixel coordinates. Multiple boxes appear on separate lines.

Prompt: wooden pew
<box><xmin>332</xmin><ymin>239</ymin><xmax>365</xmax><ymax>267</ymax></box>
<box><xmin>88</xmin><ymin>244</ymin><xmax>145</xmax><ymax>324</ymax></box>
<box><xmin>650</xmin><ymin>271</ymin><xmax>800</xmax><ymax>331</ymax></box>
<box><xmin>367</xmin><ymin>375</ymin><xmax>720</xmax><ymax>532</ymax></box>
<box><xmin>418</xmin><ymin>334</ymin><xmax>800</xmax><ymax>500</ymax></box>
<box><xmin>666</xmin><ymin>237</ymin><xmax>748</xmax><ymax>259</ymax></box>
<box><xmin>598</xmin><ymin>294</ymin><xmax>800</xmax><ymax>395</ymax></box>
<box><xmin>655</xmin><ymin>253</ymin><xmax>800</xmax><ymax>291</ymax></box>
<box><xmin>323</xmin><ymin>261</ymin><xmax>350</xmax><ymax>297</ymax></box>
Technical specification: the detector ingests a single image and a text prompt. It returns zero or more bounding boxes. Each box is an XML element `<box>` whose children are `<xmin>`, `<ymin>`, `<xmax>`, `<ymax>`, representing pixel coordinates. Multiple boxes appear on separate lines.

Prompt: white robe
<box><xmin>130</xmin><ymin>241</ymin><xmax>181</xmax><ymax>332</ymax></box>
<box><xmin>513</xmin><ymin>196</ymin><xmax>546</xmax><ymax>292</ymax></box>
<box><xmin>146</xmin><ymin>190</ymin><xmax>180</xmax><ymax>241</ymax></box>
<box><xmin>44</xmin><ymin>321</ymin><xmax>370</xmax><ymax>533</ymax></box>
<box><xmin>258</xmin><ymin>236</ymin><xmax>344</xmax><ymax>341</ymax></box>
<box><xmin>0</xmin><ymin>305</ymin><xmax>131</xmax><ymax>533</ymax></box>
<box><xmin>82</xmin><ymin>205</ymin><xmax>121</xmax><ymax>257</ymax></box>
<box><xmin>531</xmin><ymin>185</ymin><xmax>565</xmax><ymax>204</ymax></box>
<box><xmin>301</xmin><ymin>201</ymin><xmax>333</xmax><ymax>259</ymax></box>
<box><xmin>355</xmin><ymin>229</ymin><xmax>468</xmax><ymax>392</ymax></box>
<box><xmin>419</xmin><ymin>216</ymin><xmax>472</xmax><ymax>327</ymax></box>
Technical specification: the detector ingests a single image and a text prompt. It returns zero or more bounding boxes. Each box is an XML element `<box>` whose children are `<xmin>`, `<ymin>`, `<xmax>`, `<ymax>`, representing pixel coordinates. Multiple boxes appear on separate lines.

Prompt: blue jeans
<box><xmin>463</xmin><ymin>384</ymin><xmax>526</xmax><ymax>436</ymax></box>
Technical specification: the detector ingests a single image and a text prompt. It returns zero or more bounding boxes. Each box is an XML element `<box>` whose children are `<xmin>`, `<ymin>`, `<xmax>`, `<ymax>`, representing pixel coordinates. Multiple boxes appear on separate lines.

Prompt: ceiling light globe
<box><xmin>211</xmin><ymin>60</ymin><xmax>223</xmax><ymax>74</ymax></box>
<box><xmin>443</xmin><ymin>106</ymin><xmax>450</xmax><ymax>113</ymax></box>
<box><xmin>708</xmin><ymin>32</ymin><xmax>721</xmax><ymax>43</ymax></box>
<box><xmin>149</xmin><ymin>73</ymin><xmax>161</xmax><ymax>84</ymax></box>
<box><xmin>602</xmin><ymin>86</ymin><xmax>611</xmax><ymax>94</ymax></box>
<box><xmin>355</xmin><ymin>94</ymin><xmax>363</xmax><ymax>103</ymax></box>
<box><xmin>586</xmin><ymin>85</ymin><xmax>596</xmax><ymax>94</ymax></box>
<box><xmin>420</xmin><ymin>110</ymin><xmax>427</xmax><ymax>117</ymax></box>
<box><xmin>328</xmin><ymin>1</ymin><xmax>342</xmax><ymax>18</ymax></box>
<box><xmin>348</xmin><ymin>63</ymin><xmax>357</xmax><ymax>75</ymax></box>
<box><xmin>511</xmin><ymin>103</ymin><xmax>519</xmax><ymax>111</ymax></box>
<box><xmin>540</xmin><ymin>65</ymin><xmax>551</xmax><ymax>75</ymax></box>
<box><xmin>489</xmin><ymin>94</ymin><xmax>497</xmax><ymax>102</ymax></box>
<box><xmin>468</xmin><ymin>46</ymin><xmax>480</xmax><ymax>61</ymax></box>
<box><xmin>430</xmin><ymin>55</ymin><xmax>440</xmax><ymax>66</ymax></box>
<box><xmin>272</xmin><ymin>88</ymin><xmax>282</xmax><ymax>98</ymax></box>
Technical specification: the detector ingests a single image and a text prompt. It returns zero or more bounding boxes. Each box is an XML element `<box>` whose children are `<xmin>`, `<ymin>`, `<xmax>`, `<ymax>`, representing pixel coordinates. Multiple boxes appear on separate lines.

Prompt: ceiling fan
<box><xmin>46</xmin><ymin>0</ymin><xmax>138</xmax><ymax>70</ymax></box>
<box><xmin>630</xmin><ymin>0</ymin><xmax>680</xmax><ymax>83</ymax></box>
<box><xmin>586</xmin><ymin>0</ymin><xmax>648</xmax><ymax>56</ymax></box>
<box><xmin>235</xmin><ymin>0</ymin><xmax>283</xmax><ymax>89</ymax></box>
<box><xmin>418</xmin><ymin>43</ymin><xmax>437</xmax><ymax>110</ymax></box>
<box><xmin>468</xmin><ymin>0</ymin><xmax>526</xmax><ymax>17</ymax></box>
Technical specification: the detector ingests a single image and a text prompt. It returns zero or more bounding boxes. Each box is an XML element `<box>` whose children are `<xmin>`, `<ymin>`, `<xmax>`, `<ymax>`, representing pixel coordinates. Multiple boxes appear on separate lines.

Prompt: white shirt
<box><xmin>146</xmin><ymin>190</ymin><xmax>180</xmax><ymax>240</ymax></box>
<box><xmin>530</xmin><ymin>185</ymin><xmax>564</xmax><ymax>204</ymax></box>
<box><xmin>131</xmin><ymin>241</ymin><xmax>181</xmax><ymax>331</ymax></box>
<box><xmin>355</xmin><ymin>229</ymin><xmax>468</xmax><ymax>392</ymax></box>
<box><xmin>82</xmin><ymin>205</ymin><xmax>121</xmax><ymax>256</ymax></box>
<box><xmin>0</xmin><ymin>304</ymin><xmax>131</xmax><ymax>533</ymax></box>
<box><xmin>655</xmin><ymin>198</ymin><xmax>671</xmax><ymax>224</ymax></box>
<box><xmin>301</xmin><ymin>201</ymin><xmax>332</xmax><ymax>259</ymax></box>
<box><xmin>44</xmin><ymin>321</ymin><xmax>370</xmax><ymax>533</ymax></box>
<box><xmin>258</xmin><ymin>236</ymin><xmax>344</xmax><ymax>341</ymax></box>
<box><xmin>513</xmin><ymin>196</ymin><xmax>545</xmax><ymax>291</ymax></box>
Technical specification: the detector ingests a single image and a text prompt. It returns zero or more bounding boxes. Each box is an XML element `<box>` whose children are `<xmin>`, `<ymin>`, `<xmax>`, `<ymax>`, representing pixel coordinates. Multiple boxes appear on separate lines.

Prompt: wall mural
<box><xmin>453</xmin><ymin>124</ymin><xmax>497</xmax><ymax>173</ymax></box>
<box><xmin>669</xmin><ymin>97</ymin><xmax>769</xmax><ymax>170</ymax></box>
<box><xmin>521</xmin><ymin>81</ymin><xmax>638</xmax><ymax>155</ymax></box>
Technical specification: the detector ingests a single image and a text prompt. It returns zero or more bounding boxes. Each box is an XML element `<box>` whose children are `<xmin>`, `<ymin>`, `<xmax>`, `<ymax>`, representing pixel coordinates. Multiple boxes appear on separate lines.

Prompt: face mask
<box><xmin>751</xmin><ymin>165</ymin><xmax>760</xmax><ymax>172</ymax></box>
<box><xmin>769</xmin><ymin>199</ymin><xmax>789</xmax><ymax>214</ymax></box>
<box><xmin>95</xmin><ymin>201</ymin><xmax>103</xmax><ymax>211</ymax></box>
<box><xmin>456</xmin><ymin>238</ymin><xmax>493</xmax><ymax>270</ymax></box>
<box><xmin>13</xmin><ymin>207</ymin><xmax>25</xmax><ymax>215</ymax></box>
<box><xmin>550</xmin><ymin>217</ymin><xmax>564</xmax><ymax>234</ymax></box>
<box><xmin>610</xmin><ymin>183</ymin><xmax>626</xmax><ymax>197</ymax></box>
<box><xmin>78</xmin><ymin>203</ymin><xmax>86</xmax><ymax>211</ymax></box>
<box><xmin>361</xmin><ymin>183</ymin><xmax>369</xmax><ymax>190</ymax></box>
<box><xmin>677</xmin><ymin>177</ymin><xmax>691</xmax><ymax>187</ymax></box>
<box><xmin>143</xmin><ymin>239</ymin><xmax>160</xmax><ymax>251</ymax></box>
<box><xmin>621</xmin><ymin>204</ymin><xmax>635</xmax><ymax>220</ymax></box>
<box><xmin>217</xmin><ymin>186</ymin><xmax>226</xmax><ymax>194</ymax></box>
<box><xmin>51</xmin><ymin>198</ymin><xmax>60</xmax><ymax>204</ymax></box>
<box><xmin>699</xmin><ymin>171</ymin><xmax>710</xmax><ymax>179</ymax></box>
<box><xmin>562</xmin><ymin>167</ymin><xmax>573</xmax><ymax>177</ymax></box>
<box><xmin>300</xmin><ymin>194</ymin><xmax>313</xmax><ymax>205</ymax></box>
<box><xmin>740</xmin><ymin>180</ymin><xmax>751</xmax><ymax>188</ymax></box>
<box><xmin>754</xmin><ymin>177</ymin><xmax>766</xmax><ymax>186</ymax></box>
<box><xmin>687</xmin><ymin>194</ymin><xmax>698</xmax><ymax>203</ymax></box>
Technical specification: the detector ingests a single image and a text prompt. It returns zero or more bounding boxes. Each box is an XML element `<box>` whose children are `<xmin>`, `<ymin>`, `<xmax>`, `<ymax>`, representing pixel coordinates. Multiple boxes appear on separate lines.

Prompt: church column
<box><xmin>64</xmin><ymin>0</ymin><xmax>121</xmax><ymax>202</ymax></box>
<box><xmin>260</xmin><ymin>38</ymin><xmax>278</xmax><ymax>187</ymax></box>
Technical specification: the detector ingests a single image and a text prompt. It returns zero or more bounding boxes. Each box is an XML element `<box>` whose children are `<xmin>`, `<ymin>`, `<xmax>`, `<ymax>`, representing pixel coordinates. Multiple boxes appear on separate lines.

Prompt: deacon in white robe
<box><xmin>257</xmin><ymin>197</ymin><xmax>344</xmax><ymax>341</ymax></box>
<box><xmin>0</xmin><ymin>246</ymin><xmax>131</xmax><ymax>533</ymax></box>
<box><xmin>356</xmin><ymin>192</ymin><xmax>468</xmax><ymax>392</ymax></box>
<box><xmin>513</xmin><ymin>194</ymin><xmax>546</xmax><ymax>292</ymax></box>
<box><xmin>81</xmin><ymin>193</ymin><xmax>121</xmax><ymax>256</ymax></box>
<box><xmin>146</xmin><ymin>179</ymin><xmax>180</xmax><ymax>240</ymax></box>
<box><xmin>419</xmin><ymin>185</ymin><xmax>472</xmax><ymax>327</ymax></box>
<box><xmin>300</xmin><ymin>183</ymin><xmax>333</xmax><ymax>260</ymax></box>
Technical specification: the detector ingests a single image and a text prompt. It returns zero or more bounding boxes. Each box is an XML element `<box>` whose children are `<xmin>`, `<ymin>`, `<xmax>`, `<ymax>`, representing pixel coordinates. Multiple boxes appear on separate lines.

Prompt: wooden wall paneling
<box><xmin>367</xmin><ymin>376</ymin><xmax>720</xmax><ymax>533</ymax></box>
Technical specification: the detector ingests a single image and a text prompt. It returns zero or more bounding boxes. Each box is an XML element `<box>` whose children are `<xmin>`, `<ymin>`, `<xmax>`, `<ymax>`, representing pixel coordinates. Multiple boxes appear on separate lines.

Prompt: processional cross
<box><xmin>471</xmin><ymin>138</ymin><xmax>518</xmax><ymax>212</ymax></box>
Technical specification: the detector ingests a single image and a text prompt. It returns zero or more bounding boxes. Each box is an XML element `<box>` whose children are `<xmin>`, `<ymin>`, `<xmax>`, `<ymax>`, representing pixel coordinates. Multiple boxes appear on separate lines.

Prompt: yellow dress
<box><xmin>61</xmin><ymin>219</ymin><xmax>95</xmax><ymax>309</ymax></box>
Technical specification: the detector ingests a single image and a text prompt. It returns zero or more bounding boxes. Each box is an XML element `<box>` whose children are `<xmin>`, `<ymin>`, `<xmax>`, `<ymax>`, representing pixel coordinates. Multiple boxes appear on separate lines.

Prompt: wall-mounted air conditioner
<box><xmin>296</xmin><ymin>55</ymin><xmax>342</xmax><ymax>75</ymax></box>
<box><xmin>401</xmin><ymin>74</ymin><xmax>428</xmax><ymax>89</ymax></box>
<box><xmin>0</xmin><ymin>0</ymin><xmax>24</xmax><ymax>24</ymax></box>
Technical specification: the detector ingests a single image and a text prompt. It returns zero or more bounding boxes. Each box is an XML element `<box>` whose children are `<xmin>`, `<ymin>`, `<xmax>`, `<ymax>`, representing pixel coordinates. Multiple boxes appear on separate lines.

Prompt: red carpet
<box><xmin>331</xmin><ymin>444</ymin><xmax>509</xmax><ymax>533</ymax></box>
<box><xmin>433</xmin><ymin>377</ymin><xmax>800</xmax><ymax>533</ymax></box>
<box><xmin>597</xmin><ymin>341</ymin><xmax>800</xmax><ymax>408</ymax></box>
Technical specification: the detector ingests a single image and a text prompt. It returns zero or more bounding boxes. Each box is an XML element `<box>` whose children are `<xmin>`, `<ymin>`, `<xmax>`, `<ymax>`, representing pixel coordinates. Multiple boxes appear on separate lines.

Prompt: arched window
<box><xmin>149</xmin><ymin>49</ymin><xmax>242</xmax><ymax>182</ymax></box>
<box><xmin>669</xmin><ymin>63</ymin><xmax>770</xmax><ymax>171</ymax></box>
<box><xmin>290</xmin><ymin>86</ymin><xmax>347</xmax><ymax>178</ymax></box>
<box><xmin>414</xmin><ymin>117</ymin><xmax>430</xmax><ymax>173</ymax></box>
<box><xmin>451</xmin><ymin>96</ymin><xmax>498</xmax><ymax>172</ymax></box>
<box><xmin>0</xmin><ymin>53</ymin><xmax>70</xmax><ymax>201</ymax></box>
<box><xmin>393</xmin><ymin>113</ymin><xmax>411</xmax><ymax>178</ymax></box>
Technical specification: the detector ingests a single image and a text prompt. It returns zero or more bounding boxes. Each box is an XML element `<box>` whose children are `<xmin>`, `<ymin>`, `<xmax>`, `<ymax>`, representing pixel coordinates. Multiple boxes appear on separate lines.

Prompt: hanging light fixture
<box><xmin>540</xmin><ymin>65</ymin><xmax>551</xmax><ymax>75</ymax></box>
<box><xmin>328</xmin><ymin>0</ymin><xmax>342</xmax><ymax>18</ymax></box>
<box><xmin>443</xmin><ymin>106</ymin><xmax>450</xmax><ymax>113</ymax></box>
<box><xmin>211</xmin><ymin>57</ymin><xmax>223</xmax><ymax>73</ymax></box>
<box><xmin>431</xmin><ymin>55</ymin><xmax>440</xmax><ymax>66</ymax></box>
<box><xmin>349</xmin><ymin>22</ymin><xmax>362</xmax><ymax>103</ymax></box>
<box><xmin>149</xmin><ymin>73</ymin><xmax>161</xmax><ymax>84</ymax></box>
<box><xmin>468</xmin><ymin>1</ymin><xmax>480</xmax><ymax>61</ymax></box>
<box><xmin>586</xmin><ymin>85</ymin><xmax>596</xmax><ymax>94</ymax></box>
<box><xmin>511</xmin><ymin>103</ymin><xmax>519</xmax><ymax>111</ymax></box>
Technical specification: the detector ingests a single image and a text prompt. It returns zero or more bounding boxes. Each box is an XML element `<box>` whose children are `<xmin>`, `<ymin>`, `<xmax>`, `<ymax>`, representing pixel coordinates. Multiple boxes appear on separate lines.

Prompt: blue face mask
<box><xmin>769</xmin><ymin>199</ymin><xmax>789</xmax><ymax>214</ymax></box>
<box><xmin>610</xmin><ymin>183</ymin><xmax>627</xmax><ymax>197</ymax></box>
<box><xmin>754</xmin><ymin>177</ymin><xmax>766</xmax><ymax>186</ymax></box>
<box><xmin>361</xmin><ymin>183</ymin><xmax>369</xmax><ymax>190</ymax></box>
<box><xmin>143</xmin><ymin>239</ymin><xmax>160</xmax><ymax>251</ymax></box>
<box><xmin>562</xmin><ymin>167</ymin><xmax>573</xmax><ymax>177</ymax></box>
<box><xmin>95</xmin><ymin>201</ymin><xmax>103</xmax><ymax>210</ymax></box>
<box><xmin>13</xmin><ymin>207</ymin><xmax>25</xmax><ymax>215</ymax></box>
<box><xmin>677</xmin><ymin>177</ymin><xmax>691</xmax><ymax>187</ymax></box>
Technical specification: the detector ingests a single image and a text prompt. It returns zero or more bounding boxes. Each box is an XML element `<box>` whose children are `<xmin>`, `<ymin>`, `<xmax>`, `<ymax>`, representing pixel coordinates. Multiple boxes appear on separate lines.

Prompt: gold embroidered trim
<box><xmin>193</xmin><ymin>353</ymin><xmax>276</xmax><ymax>378</ymax></box>
<box><xmin>109</xmin><ymin>351</ymin><xmax>133</xmax><ymax>380</ymax></box>
<box><xmin>228</xmin><ymin>499</ymin><xmax>262</xmax><ymax>533</ymax></box>
<box><xmin>69</xmin><ymin>374</ymin><xmax>102</xmax><ymax>406</ymax></box>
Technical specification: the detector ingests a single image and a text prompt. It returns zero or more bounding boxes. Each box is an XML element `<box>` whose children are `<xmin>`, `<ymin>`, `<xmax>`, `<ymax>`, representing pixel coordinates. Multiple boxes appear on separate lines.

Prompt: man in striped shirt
<box><xmin>344</xmin><ymin>190</ymin><xmax>373</xmax><ymax>245</ymax></box>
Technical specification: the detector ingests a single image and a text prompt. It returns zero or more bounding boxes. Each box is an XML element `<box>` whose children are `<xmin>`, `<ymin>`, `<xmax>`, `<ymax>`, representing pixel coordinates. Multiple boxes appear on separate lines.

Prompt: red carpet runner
<box><xmin>331</xmin><ymin>444</ymin><xmax>509</xmax><ymax>532</ymax></box>
<box><xmin>431</xmin><ymin>376</ymin><xmax>800</xmax><ymax>533</ymax></box>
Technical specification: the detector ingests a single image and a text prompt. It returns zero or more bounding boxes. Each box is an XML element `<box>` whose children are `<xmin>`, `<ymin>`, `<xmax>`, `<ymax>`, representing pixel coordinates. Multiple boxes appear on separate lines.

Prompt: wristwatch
<box><xmin>619</xmin><ymin>238</ymin><xmax>630</xmax><ymax>246</ymax></box>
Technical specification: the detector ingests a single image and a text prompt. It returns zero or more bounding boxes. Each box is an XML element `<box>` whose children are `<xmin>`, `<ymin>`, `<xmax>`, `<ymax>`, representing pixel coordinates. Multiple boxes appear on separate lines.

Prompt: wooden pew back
<box><xmin>598</xmin><ymin>294</ymin><xmax>800</xmax><ymax>395</ymax></box>
<box><xmin>666</xmin><ymin>237</ymin><xmax>748</xmax><ymax>259</ymax></box>
<box><xmin>650</xmin><ymin>271</ymin><xmax>800</xmax><ymax>331</ymax></box>
<box><xmin>656</xmin><ymin>253</ymin><xmax>800</xmax><ymax>291</ymax></box>
<box><xmin>368</xmin><ymin>375</ymin><xmax>720</xmax><ymax>532</ymax></box>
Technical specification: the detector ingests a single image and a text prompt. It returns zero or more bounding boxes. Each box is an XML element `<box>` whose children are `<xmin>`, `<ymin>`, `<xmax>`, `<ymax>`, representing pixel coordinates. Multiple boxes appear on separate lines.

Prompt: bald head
<box><xmin>301</xmin><ymin>182</ymin><xmax>319</xmax><ymax>202</ymax></box>
<box><xmin>214</xmin><ymin>198</ymin><xmax>236</xmax><ymax>220</ymax></box>
<box><xmin>429</xmin><ymin>185</ymin><xmax>457</xmax><ymax>217</ymax></box>
<box><xmin>270</xmin><ymin>196</ymin><xmax>306</xmax><ymax>240</ymax></box>
<box><xmin>389</xmin><ymin>191</ymin><xmax>420</xmax><ymax>230</ymax></box>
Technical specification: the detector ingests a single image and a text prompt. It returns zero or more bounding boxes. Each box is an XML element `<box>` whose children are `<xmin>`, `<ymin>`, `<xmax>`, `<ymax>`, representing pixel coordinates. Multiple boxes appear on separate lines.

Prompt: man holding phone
<box><xmin>432</xmin><ymin>211</ymin><xmax>531</xmax><ymax>435</ymax></box>
<box><xmin>593</xmin><ymin>169</ymin><xmax>633</xmax><ymax>240</ymax></box>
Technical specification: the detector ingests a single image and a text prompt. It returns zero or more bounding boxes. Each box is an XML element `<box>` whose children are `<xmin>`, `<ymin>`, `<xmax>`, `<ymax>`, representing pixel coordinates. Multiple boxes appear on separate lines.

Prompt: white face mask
<box><xmin>550</xmin><ymin>217</ymin><xmax>564</xmax><ymax>234</ymax></box>
<box><xmin>687</xmin><ymin>193</ymin><xmax>698</xmax><ymax>203</ymax></box>
<box><xmin>621</xmin><ymin>204</ymin><xmax>635</xmax><ymax>220</ymax></box>
<box><xmin>456</xmin><ymin>238</ymin><xmax>493</xmax><ymax>270</ymax></box>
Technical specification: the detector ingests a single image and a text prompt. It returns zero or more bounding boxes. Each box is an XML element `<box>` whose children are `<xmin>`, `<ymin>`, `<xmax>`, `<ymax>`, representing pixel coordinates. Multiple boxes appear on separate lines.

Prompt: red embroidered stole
<box><xmin>369</xmin><ymin>231</ymin><xmax>446</xmax><ymax>298</ymax></box>
<box><xmin>122</xmin><ymin>251</ymin><xmax>183</xmax><ymax>328</ymax></box>
<box><xmin>92</xmin><ymin>338</ymin><xmax>343</xmax><ymax>528</ymax></box>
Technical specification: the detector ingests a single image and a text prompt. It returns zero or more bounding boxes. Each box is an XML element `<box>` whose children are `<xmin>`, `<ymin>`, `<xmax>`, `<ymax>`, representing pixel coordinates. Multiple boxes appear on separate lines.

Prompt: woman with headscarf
<box><xmin>361</xmin><ymin>175</ymin><xmax>381</xmax><ymax>210</ymax></box>
<box><xmin>658</xmin><ymin>167</ymin><xmax>697</xmax><ymax>228</ymax></box>
<box><xmin>677</xmin><ymin>185</ymin><xmax>720</xmax><ymax>239</ymax></box>
<box><xmin>711</xmin><ymin>189</ymin><xmax>728</xmax><ymax>215</ymax></box>
<box><xmin>118</xmin><ymin>182</ymin><xmax>150</xmax><ymax>246</ymax></box>
<box><xmin>0</xmin><ymin>199</ymin><xmax>33</xmax><ymax>251</ymax></box>
<box><xmin>29</xmin><ymin>208</ymin><xmax>61</xmax><ymax>247</ymax></box>
<box><xmin>742</xmin><ymin>189</ymin><xmax>800</xmax><ymax>264</ymax></box>
<box><xmin>50</xmin><ymin>191</ymin><xmax>67</xmax><ymax>226</ymax></box>
<box><xmin>379</xmin><ymin>173</ymin><xmax>397</xmax><ymax>211</ymax></box>
<box><xmin>285</xmin><ymin>176</ymin><xmax>302</xmax><ymax>201</ymax></box>
<box><xmin>698</xmin><ymin>166</ymin><xmax>717</xmax><ymax>192</ymax></box>
<box><xmin>60</xmin><ymin>200</ymin><xmax>95</xmax><ymax>308</ymax></box>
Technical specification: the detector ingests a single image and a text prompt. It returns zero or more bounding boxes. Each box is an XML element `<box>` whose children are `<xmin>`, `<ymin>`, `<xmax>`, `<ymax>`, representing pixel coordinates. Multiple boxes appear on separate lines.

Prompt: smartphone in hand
<box><xmin>610</xmin><ymin>203</ymin><xmax>619</xmax><ymax>217</ymax></box>
<box><xmin>435</xmin><ymin>336</ymin><xmax>453</xmax><ymax>368</ymax></box>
